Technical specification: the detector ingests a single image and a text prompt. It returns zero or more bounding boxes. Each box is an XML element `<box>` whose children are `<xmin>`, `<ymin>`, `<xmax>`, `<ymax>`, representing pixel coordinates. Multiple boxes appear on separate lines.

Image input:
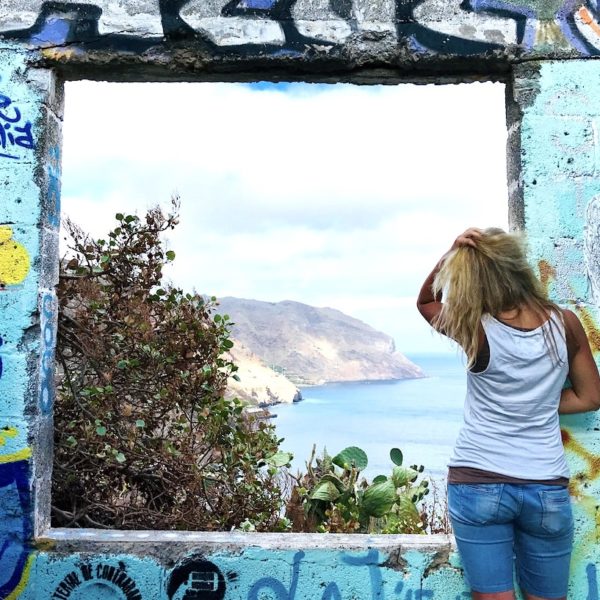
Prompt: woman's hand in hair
<box><xmin>417</xmin><ymin>228</ymin><xmax>482</xmax><ymax>325</ymax></box>
<box><xmin>451</xmin><ymin>228</ymin><xmax>483</xmax><ymax>251</ymax></box>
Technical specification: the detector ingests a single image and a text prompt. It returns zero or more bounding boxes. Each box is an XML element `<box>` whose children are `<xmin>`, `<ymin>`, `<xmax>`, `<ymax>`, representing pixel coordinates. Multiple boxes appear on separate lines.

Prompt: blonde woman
<box><xmin>417</xmin><ymin>227</ymin><xmax>600</xmax><ymax>600</ymax></box>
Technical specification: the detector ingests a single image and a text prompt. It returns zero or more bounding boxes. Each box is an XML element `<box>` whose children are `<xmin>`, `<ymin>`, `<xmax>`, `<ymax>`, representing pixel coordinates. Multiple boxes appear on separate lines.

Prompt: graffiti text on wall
<box><xmin>3</xmin><ymin>0</ymin><xmax>600</xmax><ymax>57</ymax></box>
<box><xmin>52</xmin><ymin>563</ymin><xmax>143</xmax><ymax>599</ymax></box>
<box><xmin>169</xmin><ymin>551</ymin><xmax>470</xmax><ymax>600</ymax></box>
<box><xmin>47</xmin><ymin>145</ymin><xmax>61</xmax><ymax>229</ymax></box>
<box><xmin>39</xmin><ymin>292</ymin><xmax>57</xmax><ymax>414</ymax></box>
<box><xmin>0</xmin><ymin>92</ymin><xmax>35</xmax><ymax>160</ymax></box>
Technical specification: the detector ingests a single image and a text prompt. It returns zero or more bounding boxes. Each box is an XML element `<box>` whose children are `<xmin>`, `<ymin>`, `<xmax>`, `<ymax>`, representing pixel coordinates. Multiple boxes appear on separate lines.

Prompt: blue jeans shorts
<box><xmin>448</xmin><ymin>483</ymin><xmax>574</xmax><ymax>598</ymax></box>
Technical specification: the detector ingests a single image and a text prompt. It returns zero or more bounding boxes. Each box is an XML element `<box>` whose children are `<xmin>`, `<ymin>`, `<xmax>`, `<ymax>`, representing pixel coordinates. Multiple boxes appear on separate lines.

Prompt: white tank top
<box><xmin>448</xmin><ymin>312</ymin><xmax>570</xmax><ymax>480</ymax></box>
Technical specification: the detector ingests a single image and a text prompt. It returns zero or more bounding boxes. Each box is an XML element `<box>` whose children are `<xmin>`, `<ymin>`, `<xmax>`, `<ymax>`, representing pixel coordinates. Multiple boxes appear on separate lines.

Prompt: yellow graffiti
<box><xmin>537</xmin><ymin>259</ymin><xmax>557</xmax><ymax>292</ymax></box>
<box><xmin>0</xmin><ymin>448</ymin><xmax>32</xmax><ymax>464</ymax></box>
<box><xmin>0</xmin><ymin>427</ymin><xmax>18</xmax><ymax>446</ymax></box>
<box><xmin>562</xmin><ymin>428</ymin><xmax>600</xmax><ymax>481</ymax></box>
<box><xmin>5</xmin><ymin>554</ymin><xmax>34</xmax><ymax>600</ymax></box>
<box><xmin>576</xmin><ymin>305</ymin><xmax>600</xmax><ymax>355</ymax></box>
<box><xmin>0</xmin><ymin>427</ymin><xmax>32</xmax><ymax>462</ymax></box>
<box><xmin>534</xmin><ymin>20</ymin><xmax>571</xmax><ymax>49</ymax></box>
<box><xmin>0</xmin><ymin>227</ymin><xmax>30</xmax><ymax>287</ymax></box>
<box><xmin>41</xmin><ymin>47</ymin><xmax>78</xmax><ymax>61</ymax></box>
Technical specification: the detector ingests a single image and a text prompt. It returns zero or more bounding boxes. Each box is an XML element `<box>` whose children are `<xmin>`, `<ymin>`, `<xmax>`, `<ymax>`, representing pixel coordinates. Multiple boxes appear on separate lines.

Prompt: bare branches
<box><xmin>53</xmin><ymin>202</ymin><xmax>285</xmax><ymax>531</ymax></box>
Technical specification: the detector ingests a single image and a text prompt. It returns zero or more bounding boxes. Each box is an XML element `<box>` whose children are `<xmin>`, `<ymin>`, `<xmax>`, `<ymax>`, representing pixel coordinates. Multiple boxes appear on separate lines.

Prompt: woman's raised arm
<box><xmin>559</xmin><ymin>309</ymin><xmax>600</xmax><ymax>414</ymax></box>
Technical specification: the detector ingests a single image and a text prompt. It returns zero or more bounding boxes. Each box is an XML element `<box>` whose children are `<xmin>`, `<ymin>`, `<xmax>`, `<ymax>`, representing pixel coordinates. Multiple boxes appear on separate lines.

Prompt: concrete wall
<box><xmin>2</xmin><ymin>1</ymin><xmax>600</xmax><ymax>598</ymax></box>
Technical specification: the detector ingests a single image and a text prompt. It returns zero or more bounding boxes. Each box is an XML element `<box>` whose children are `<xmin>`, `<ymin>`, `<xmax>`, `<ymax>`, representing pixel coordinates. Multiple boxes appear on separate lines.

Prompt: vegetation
<box><xmin>53</xmin><ymin>198</ymin><xmax>446</xmax><ymax>535</ymax></box>
<box><xmin>53</xmin><ymin>199</ymin><xmax>290</xmax><ymax>530</ymax></box>
<box><xmin>286</xmin><ymin>446</ymin><xmax>431</xmax><ymax>534</ymax></box>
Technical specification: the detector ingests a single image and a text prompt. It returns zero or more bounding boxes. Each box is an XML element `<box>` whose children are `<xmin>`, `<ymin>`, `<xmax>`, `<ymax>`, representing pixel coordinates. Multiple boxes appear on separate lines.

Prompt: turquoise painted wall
<box><xmin>516</xmin><ymin>59</ymin><xmax>600</xmax><ymax>599</ymax></box>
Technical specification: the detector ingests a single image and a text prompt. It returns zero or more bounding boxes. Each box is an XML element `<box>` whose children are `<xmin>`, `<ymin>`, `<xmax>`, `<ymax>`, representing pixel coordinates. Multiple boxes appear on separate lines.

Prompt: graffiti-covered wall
<box><xmin>4</xmin><ymin>1</ymin><xmax>600</xmax><ymax>78</ymax></box>
<box><xmin>2</xmin><ymin>0</ymin><xmax>600</xmax><ymax>598</ymax></box>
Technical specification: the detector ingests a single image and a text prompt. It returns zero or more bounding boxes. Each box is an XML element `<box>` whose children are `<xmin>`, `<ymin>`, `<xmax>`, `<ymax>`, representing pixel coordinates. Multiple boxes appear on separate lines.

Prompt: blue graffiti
<box><xmin>39</xmin><ymin>293</ymin><xmax>57</xmax><ymax>414</ymax></box>
<box><xmin>0</xmin><ymin>93</ymin><xmax>35</xmax><ymax>160</ymax></box>
<box><xmin>322</xmin><ymin>582</ymin><xmax>342</xmax><ymax>600</ymax></box>
<box><xmin>47</xmin><ymin>145</ymin><xmax>61</xmax><ymax>228</ymax></box>
<box><xmin>238</xmin><ymin>0</ymin><xmax>277</xmax><ymax>9</ymax></box>
<box><xmin>395</xmin><ymin>582</ymin><xmax>436</xmax><ymax>599</ymax></box>
<box><xmin>248</xmin><ymin>551</ymin><xmax>303</xmax><ymax>600</ymax></box>
<box><xmin>0</xmin><ymin>459</ymin><xmax>32</xmax><ymax>597</ymax></box>
<box><xmin>0</xmin><ymin>335</ymin><xmax>3</xmax><ymax>380</ymax></box>
<box><xmin>588</xmin><ymin>563</ymin><xmax>598</xmax><ymax>600</ymax></box>
<box><xmin>343</xmin><ymin>549</ymin><xmax>383</xmax><ymax>599</ymax></box>
<box><xmin>247</xmin><ymin>550</ymin><xmax>404</xmax><ymax>600</ymax></box>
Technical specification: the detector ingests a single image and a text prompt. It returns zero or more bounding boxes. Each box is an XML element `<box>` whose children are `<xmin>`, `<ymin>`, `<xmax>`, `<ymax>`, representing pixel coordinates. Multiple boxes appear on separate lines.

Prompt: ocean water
<box><xmin>274</xmin><ymin>353</ymin><xmax>467</xmax><ymax>482</ymax></box>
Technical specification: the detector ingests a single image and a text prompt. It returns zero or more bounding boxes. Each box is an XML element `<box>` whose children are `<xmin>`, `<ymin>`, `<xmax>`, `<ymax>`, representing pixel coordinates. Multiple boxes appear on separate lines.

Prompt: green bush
<box><xmin>287</xmin><ymin>445</ymin><xmax>429</xmax><ymax>534</ymax></box>
<box><xmin>53</xmin><ymin>199</ymin><xmax>289</xmax><ymax>530</ymax></box>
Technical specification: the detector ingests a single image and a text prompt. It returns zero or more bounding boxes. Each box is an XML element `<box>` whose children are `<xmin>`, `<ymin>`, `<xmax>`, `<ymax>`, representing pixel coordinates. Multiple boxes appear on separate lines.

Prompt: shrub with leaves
<box><xmin>287</xmin><ymin>445</ymin><xmax>429</xmax><ymax>534</ymax></box>
<box><xmin>53</xmin><ymin>198</ymin><xmax>289</xmax><ymax>530</ymax></box>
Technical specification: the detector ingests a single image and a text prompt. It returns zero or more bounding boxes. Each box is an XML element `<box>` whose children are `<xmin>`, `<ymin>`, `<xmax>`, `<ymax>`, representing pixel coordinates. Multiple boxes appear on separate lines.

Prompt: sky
<box><xmin>61</xmin><ymin>80</ymin><xmax>509</xmax><ymax>355</ymax></box>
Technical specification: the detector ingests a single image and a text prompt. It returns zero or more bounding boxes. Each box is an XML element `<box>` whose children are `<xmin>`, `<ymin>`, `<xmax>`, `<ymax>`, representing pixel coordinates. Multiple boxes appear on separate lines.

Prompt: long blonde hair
<box><xmin>432</xmin><ymin>228</ymin><xmax>563</xmax><ymax>367</ymax></box>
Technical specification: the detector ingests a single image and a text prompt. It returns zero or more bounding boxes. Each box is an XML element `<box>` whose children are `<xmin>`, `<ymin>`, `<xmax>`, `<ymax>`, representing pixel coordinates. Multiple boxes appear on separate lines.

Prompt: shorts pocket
<box><xmin>540</xmin><ymin>488</ymin><xmax>573</xmax><ymax>535</ymax></box>
<box><xmin>452</xmin><ymin>484</ymin><xmax>503</xmax><ymax>526</ymax></box>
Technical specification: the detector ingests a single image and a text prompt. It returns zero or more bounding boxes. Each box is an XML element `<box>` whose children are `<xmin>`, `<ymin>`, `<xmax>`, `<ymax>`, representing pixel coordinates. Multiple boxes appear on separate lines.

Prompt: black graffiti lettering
<box><xmin>93</xmin><ymin>563</ymin><xmax>143</xmax><ymax>600</ymax></box>
<box><xmin>52</xmin><ymin>571</ymin><xmax>82</xmax><ymax>599</ymax></box>
<box><xmin>167</xmin><ymin>556</ymin><xmax>226</xmax><ymax>599</ymax></box>
<box><xmin>81</xmin><ymin>563</ymin><xmax>93</xmax><ymax>581</ymax></box>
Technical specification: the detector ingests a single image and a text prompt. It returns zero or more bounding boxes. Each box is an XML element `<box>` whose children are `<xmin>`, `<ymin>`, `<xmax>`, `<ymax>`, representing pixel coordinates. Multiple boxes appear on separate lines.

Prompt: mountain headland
<box><xmin>218</xmin><ymin>298</ymin><xmax>424</xmax><ymax>407</ymax></box>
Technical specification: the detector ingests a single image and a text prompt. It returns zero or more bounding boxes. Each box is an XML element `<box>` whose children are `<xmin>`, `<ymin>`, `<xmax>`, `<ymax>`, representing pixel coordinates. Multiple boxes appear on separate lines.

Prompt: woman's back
<box><xmin>449</xmin><ymin>312</ymin><xmax>570</xmax><ymax>480</ymax></box>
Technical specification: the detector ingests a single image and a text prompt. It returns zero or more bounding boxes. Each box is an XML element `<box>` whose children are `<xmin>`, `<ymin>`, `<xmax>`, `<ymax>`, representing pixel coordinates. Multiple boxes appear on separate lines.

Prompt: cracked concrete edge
<box><xmin>39</xmin><ymin>531</ymin><xmax>456</xmax><ymax>564</ymax></box>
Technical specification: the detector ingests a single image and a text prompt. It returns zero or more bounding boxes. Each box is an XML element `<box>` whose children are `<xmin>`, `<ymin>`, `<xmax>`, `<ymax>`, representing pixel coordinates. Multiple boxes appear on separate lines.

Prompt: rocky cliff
<box><xmin>225</xmin><ymin>342</ymin><xmax>302</xmax><ymax>407</ymax></box>
<box><xmin>218</xmin><ymin>297</ymin><xmax>424</xmax><ymax>387</ymax></box>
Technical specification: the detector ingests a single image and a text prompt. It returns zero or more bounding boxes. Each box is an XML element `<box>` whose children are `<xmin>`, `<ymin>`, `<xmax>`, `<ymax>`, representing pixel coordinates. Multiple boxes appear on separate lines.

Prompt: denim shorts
<box><xmin>448</xmin><ymin>483</ymin><xmax>574</xmax><ymax>598</ymax></box>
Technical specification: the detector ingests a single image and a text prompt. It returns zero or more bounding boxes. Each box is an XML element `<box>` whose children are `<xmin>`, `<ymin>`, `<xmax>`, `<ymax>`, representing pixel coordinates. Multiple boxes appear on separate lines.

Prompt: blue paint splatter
<box><xmin>240</xmin><ymin>0</ymin><xmax>277</xmax><ymax>8</ymax></box>
<box><xmin>322</xmin><ymin>582</ymin><xmax>342</xmax><ymax>600</ymax></box>
<box><xmin>0</xmin><ymin>460</ymin><xmax>31</xmax><ymax>597</ymax></box>
<box><xmin>588</xmin><ymin>563</ymin><xmax>598</xmax><ymax>600</ymax></box>
<box><xmin>30</xmin><ymin>18</ymin><xmax>71</xmax><ymax>45</ymax></box>
<box><xmin>248</xmin><ymin>551</ymin><xmax>303</xmax><ymax>600</ymax></box>
<box><xmin>47</xmin><ymin>145</ymin><xmax>61</xmax><ymax>229</ymax></box>
<box><xmin>39</xmin><ymin>293</ymin><xmax>56</xmax><ymax>414</ymax></box>
<box><xmin>343</xmin><ymin>550</ymin><xmax>383</xmax><ymax>600</ymax></box>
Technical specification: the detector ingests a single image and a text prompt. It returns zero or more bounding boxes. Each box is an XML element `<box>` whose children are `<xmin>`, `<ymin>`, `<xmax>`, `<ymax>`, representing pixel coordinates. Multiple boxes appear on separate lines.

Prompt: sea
<box><xmin>273</xmin><ymin>353</ymin><xmax>467</xmax><ymax>483</ymax></box>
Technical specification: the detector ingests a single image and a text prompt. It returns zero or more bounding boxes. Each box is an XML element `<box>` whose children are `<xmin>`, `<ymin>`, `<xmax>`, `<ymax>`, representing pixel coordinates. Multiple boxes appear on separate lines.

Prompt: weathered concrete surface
<box><xmin>509</xmin><ymin>59</ymin><xmax>600</xmax><ymax>600</ymax></box>
<box><xmin>1</xmin><ymin>0</ymin><xmax>600</xmax><ymax>80</ymax></box>
<box><xmin>34</xmin><ymin>532</ymin><xmax>467</xmax><ymax>600</ymax></box>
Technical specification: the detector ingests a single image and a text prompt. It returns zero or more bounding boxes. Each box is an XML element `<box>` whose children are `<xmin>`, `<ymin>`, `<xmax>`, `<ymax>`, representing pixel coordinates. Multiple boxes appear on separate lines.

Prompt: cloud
<box><xmin>61</xmin><ymin>80</ymin><xmax>508</xmax><ymax>352</ymax></box>
<box><xmin>63</xmin><ymin>80</ymin><xmax>507</xmax><ymax>234</ymax></box>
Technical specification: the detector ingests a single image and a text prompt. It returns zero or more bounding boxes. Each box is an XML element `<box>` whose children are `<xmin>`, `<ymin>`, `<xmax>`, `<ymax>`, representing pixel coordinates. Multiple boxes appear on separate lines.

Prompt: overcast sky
<box><xmin>61</xmin><ymin>80</ymin><xmax>509</xmax><ymax>355</ymax></box>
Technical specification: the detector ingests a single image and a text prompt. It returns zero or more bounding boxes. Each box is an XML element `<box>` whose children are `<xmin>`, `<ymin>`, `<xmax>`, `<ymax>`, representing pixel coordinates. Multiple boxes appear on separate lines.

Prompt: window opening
<box><xmin>57</xmin><ymin>80</ymin><xmax>508</xmax><ymax>532</ymax></box>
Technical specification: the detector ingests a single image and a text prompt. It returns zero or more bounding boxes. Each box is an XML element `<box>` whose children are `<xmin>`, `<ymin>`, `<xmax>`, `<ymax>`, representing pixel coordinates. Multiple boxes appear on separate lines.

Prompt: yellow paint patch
<box><xmin>0</xmin><ymin>448</ymin><xmax>32</xmax><ymax>463</ymax></box>
<box><xmin>535</xmin><ymin>20</ymin><xmax>570</xmax><ymax>48</ymax></box>
<box><xmin>562</xmin><ymin>427</ymin><xmax>600</xmax><ymax>480</ymax></box>
<box><xmin>34</xmin><ymin>537</ymin><xmax>56</xmax><ymax>552</ymax></box>
<box><xmin>6</xmin><ymin>554</ymin><xmax>34</xmax><ymax>600</ymax></box>
<box><xmin>576</xmin><ymin>305</ymin><xmax>600</xmax><ymax>355</ymax></box>
<box><xmin>0</xmin><ymin>227</ymin><xmax>30</xmax><ymax>286</ymax></box>
<box><xmin>0</xmin><ymin>427</ymin><xmax>18</xmax><ymax>446</ymax></box>
<box><xmin>41</xmin><ymin>47</ymin><xmax>78</xmax><ymax>61</ymax></box>
<box><xmin>538</xmin><ymin>259</ymin><xmax>556</xmax><ymax>293</ymax></box>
